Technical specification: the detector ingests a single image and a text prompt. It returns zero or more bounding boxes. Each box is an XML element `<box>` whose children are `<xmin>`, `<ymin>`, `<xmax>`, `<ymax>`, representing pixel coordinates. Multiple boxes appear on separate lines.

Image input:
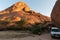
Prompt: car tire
<box><xmin>51</xmin><ymin>36</ymin><xmax>55</xmax><ymax>38</ymax></box>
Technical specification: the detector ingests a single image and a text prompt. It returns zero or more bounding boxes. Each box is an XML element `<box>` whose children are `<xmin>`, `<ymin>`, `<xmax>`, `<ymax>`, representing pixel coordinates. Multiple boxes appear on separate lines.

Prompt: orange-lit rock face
<box><xmin>12</xmin><ymin>17</ymin><xmax>21</xmax><ymax>22</ymax></box>
<box><xmin>0</xmin><ymin>1</ymin><xmax>51</xmax><ymax>27</ymax></box>
<box><xmin>12</xmin><ymin>2</ymin><xmax>30</xmax><ymax>12</ymax></box>
<box><xmin>51</xmin><ymin>0</ymin><xmax>60</xmax><ymax>27</ymax></box>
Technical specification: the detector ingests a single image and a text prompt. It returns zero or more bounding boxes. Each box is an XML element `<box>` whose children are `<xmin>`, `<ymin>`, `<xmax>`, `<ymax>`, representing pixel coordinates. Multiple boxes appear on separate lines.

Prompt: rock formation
<box><xmin>51</xmin><ymin>0</ymin><xmax>60</xmax><ymax>27</ymax></box>
<box><xmin>0</xmin><ymin>2</ymin><xmax>51</xmax><ymax>29</ymax></box>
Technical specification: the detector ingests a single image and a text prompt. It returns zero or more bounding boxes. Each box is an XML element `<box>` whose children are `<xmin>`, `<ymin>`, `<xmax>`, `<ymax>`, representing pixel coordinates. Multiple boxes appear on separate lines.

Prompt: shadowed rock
<box><xmin>51</xmin><ymin>0</ymin><xmax>60</xmax><ymax>27</ymax></box>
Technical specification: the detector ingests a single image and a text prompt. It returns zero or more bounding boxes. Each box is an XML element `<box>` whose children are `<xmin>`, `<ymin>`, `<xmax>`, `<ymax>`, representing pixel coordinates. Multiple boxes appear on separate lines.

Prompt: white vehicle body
<box><xmin>51</xmin><ymin>27</ymin><xmax>60</xmax><ymax>38</ymax></box>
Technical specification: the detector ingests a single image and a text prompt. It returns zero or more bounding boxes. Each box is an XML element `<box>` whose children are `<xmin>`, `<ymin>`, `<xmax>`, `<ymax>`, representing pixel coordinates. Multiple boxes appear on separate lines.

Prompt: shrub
<box><xmin>7</xmin><ymin>25</ymin><xmax>16</xmax><ymax>30</ymax></box>
<box><xmin>16</xmin><ymin>18</ymin><xmax>27</xmax><ymax>25</ymax></box>
<box><xmin>15</xmin><ymin>18</ymin><xmax>27</xmax><ymax>30</ymax></box>
<box><xmin>30</xmin><ymin>23</ymin><xmax>43</xmax><ymax>35</ymax></box>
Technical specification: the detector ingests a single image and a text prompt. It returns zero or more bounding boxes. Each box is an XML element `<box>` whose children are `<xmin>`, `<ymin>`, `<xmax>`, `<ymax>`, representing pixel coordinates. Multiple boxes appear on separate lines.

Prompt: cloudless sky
<box><xmin>0</xmin><ymin>0</ymin><xmax>57</xmax><ymax>17</ymax></box>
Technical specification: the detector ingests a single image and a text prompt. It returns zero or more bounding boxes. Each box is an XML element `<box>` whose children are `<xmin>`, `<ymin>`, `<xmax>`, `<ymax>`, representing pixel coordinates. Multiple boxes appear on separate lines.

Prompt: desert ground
<box><xmin>0</xmin><ymin>31</ymin><xmax>59</xmax><ymax>40</ymax></box>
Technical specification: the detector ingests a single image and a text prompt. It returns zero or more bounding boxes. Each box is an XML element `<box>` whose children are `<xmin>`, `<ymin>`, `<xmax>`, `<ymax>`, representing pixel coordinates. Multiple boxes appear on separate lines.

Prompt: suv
<box><xmin>51</xmin><ymin>27</ymin><xmax>60</xmax><ymax>38</ymax></box>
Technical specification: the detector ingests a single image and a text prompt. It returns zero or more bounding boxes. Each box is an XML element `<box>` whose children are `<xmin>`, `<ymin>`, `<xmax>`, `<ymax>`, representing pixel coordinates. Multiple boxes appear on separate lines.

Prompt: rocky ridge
<box><xmin>0</xmin><ymin>2</ymin><xmax>51</xmax><ymax>29</ymax></box>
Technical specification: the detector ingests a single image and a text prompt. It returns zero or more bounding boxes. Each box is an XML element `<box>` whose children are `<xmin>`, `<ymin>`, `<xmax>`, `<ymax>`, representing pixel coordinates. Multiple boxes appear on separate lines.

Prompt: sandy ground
<box><xmin>0</xmin><ymin>31</ymin><xmax>59</xmax><ymax>40</ymax></box>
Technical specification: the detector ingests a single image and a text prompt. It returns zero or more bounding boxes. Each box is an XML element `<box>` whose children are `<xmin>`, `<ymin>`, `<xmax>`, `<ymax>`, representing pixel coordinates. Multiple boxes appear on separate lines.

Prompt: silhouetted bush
<box><xmin>7</xmin><ymin>25</ymin><xmax>16</xmax><ymax>30</ymax></box>
<box><xmin>29</xmin><ymin>23</ymin><xmax>43</xmax><ymax>35</ymax></box>
<box><xmin>15</xmin><ymin>18</ymin><xmax>27</xmax><ymax>30</ymax></box>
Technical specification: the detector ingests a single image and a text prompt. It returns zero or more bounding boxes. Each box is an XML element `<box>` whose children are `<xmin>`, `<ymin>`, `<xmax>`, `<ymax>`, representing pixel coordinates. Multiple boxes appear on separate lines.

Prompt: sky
<box><xmin>0</xmin><ymin>0</ymin><xmax>57</xmax><ymax>17</ymax></box>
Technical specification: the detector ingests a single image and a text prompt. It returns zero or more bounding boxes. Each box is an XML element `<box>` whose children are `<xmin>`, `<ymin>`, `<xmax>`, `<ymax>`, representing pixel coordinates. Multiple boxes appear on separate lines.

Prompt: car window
<box><xmin>52</xmin><ymin>29</ymin><xmax>60</xmax><ymax>32</ymax></box>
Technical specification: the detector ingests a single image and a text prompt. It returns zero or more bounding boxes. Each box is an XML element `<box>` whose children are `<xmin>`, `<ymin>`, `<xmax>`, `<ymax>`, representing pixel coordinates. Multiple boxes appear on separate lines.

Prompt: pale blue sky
<box><xmin>0</xmin><ymin>0</ymin><xmax>57</xmax><ymax>17</ymax></box>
